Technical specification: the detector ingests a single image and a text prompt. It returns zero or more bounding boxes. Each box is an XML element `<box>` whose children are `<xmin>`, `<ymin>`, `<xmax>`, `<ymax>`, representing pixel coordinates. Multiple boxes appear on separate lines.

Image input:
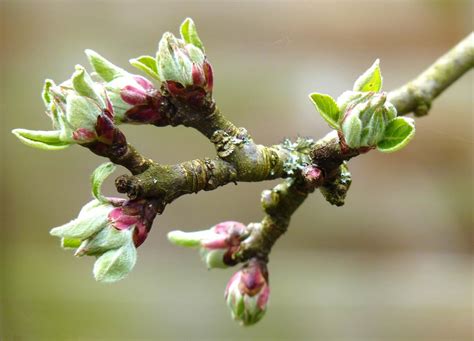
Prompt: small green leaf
<box><xmin>167</xmin><ymin>230</ymin><xmax>210</xmax><ymax>248</ymax></box>
<box><xmin>50</xmin><ymin>206</ymin><xmax>110</xmax><ymax>240</ymax></box>
<box><xmin>309</xmin><ymin>93</ymin><xmax>341</xmax><ymax>128</ymax></box>
<box><xmin>156</xmin><ymin>32</ymin><xmax>191</xmax><ymax>85</ymax></box>
<box><xmin>342</xmin><ymin>113</ymin><xmax>362</xmax><ymax>148</ymax></box>
<box><xmin>363</xmin><ymin>109</ymin><xmax>386</xmax><ymax>146</ymax></box>
<box><xmin>42</xmin><ymin>79</ymin><xmax>56</xmax><ymax>106</ymax></box>
<box><xmin>353</xmin><ymin>59</ymin><xmax>383</xmax><ymax>92</ymax></box>
<box><xmin>85</xmin><ymin>49</ymin><xmax>126</xmax><ymax>82</ymax></box>
<box><xmin>72</xmin><ymin>65</ymin><xmax>105</xmax><ymax>107</ymax></box>
<box><xmin>75</xmin><ymin>226</ymin><xmax>131</xmax><ymax>257</ymax></box>
<box><xmin>200</xmin><ymin>248</ymin><xmax>227</xmax><ymax>269</ymax></box>
<box><xmin>129</xmin><ymin>55</ymin><xmax>159</xmax><ymax>80</ymax></box>
<box><xmin>377</xmin><ymin>117</ymin><xmax>415</xmax><ymax>153</ymax></box>
<box><xmin>180</xmin><ymin>17</ymin><xmax>204</xmax><ymax>52</ymax></box>
<box><xmin>12</xmin><ymin>129</ymin><xmax>70</xmax><ymax>150</ymax></box>
<box><xmin>91</xmin><ymin>162</ymin><xmax>116</xmax><ymax>202</ymax></box>
<box><xmin>61</xmin><ymin>238</ymin><xmax>82</xmax><ymax>249</ymax></box>
<box><xmin>65</xmin><ymin>93</ymin><xmax>101</xmax><ymax>130</ymax></box>
<box><xmin>93</xmin><ymin>240</ymin><xmax>137</xmax><ymax>283</ymax></box>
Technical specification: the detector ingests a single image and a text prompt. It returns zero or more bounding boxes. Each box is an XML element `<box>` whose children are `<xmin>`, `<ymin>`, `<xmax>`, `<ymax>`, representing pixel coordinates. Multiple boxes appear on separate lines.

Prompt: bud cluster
<box><xmin>49</xmin><ymin>163</ymin><xmax>159</xmax><ymax>282</ymax></box>
<box><xmin>309</xmin><ymin>59</ymin><xmax>415</xmax><ymax>153</ymax></box>
<box><xmin>339</xmin><ymin>91</ymin><xmax>396</xmax><ymax>149</ymax></box>
<box><xmin>12</xmin><ymin>18</ymin><xmax>215</xmax><ymax>152</ymax></box>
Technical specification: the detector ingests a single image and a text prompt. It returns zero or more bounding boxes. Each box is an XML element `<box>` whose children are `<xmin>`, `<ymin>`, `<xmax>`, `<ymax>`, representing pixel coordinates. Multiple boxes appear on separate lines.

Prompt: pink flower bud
<box><xmin>167</xmin><ymin>221</ymin><xmax>248</xmax><ymax>269</ymax></box>
<box><xmin>200</xmin><ymin>221</ymin><xmax>247</xmax><ymax>268</ymax></box>
<box><xmin>107</xmin><ymin>199</ymin><xmax>158</xmax><ymax>247</ymax></box>
<box><xmin>302</xmin><ymin>165</ymin><xmax>324</xmax><ymax>188</ymax></box>
<box><xmin>225</xmin><ymin>259</ymin><xmax>270</xmax><ymax>326</ymax></box>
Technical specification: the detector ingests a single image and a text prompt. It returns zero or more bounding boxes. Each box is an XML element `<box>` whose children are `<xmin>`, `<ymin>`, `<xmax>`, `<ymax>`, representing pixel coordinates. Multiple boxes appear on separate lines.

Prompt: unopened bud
<box><xmin>156</xmin><ymin>19</ymin><xmax>213</xmax><ymax>106</ymax></box>
<box><xmin>341</xmin><ymin>92</ymin><xmax>397</xmax><ymax>149</ymax></box>
<box><xmin>168</xmin><ymin>221</ymin><xmax>248</xmax><ymax>268</ymax></box>
<box><xmin>225</xmin><ymin>259</ymin><xmax>270</xmax><ymax>326</ymax></box>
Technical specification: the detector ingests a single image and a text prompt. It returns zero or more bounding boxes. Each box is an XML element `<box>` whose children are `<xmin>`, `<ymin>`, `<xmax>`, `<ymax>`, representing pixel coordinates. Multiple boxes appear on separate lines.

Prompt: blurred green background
<box><xmin>1</xmin><ymin>0</ymin><xmax>472</xmax><ymax>340</ymax></box>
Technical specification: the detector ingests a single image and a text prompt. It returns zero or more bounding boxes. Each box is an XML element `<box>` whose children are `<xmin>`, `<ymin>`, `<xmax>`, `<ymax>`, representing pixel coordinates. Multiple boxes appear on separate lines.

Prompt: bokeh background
<box><xmin>1</xmin><ymin>0</ymin><xmax>472</xmax><ymax>340</ymax></box>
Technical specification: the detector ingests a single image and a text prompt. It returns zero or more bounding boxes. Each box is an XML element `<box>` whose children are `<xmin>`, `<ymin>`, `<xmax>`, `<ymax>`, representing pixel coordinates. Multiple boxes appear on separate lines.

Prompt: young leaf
<box><xmin>180</xmin><ymin>17</ymin><xmax>204</xmax><ymax>52</ymax></box>
<box><xmin>85</xmin><ymin>49</ymin><xmax>127</xmax><ymax>82</ymax></box>
<box><xmin>61</xmin><ymin>238</ymin><xmax>82</xmax><ymax>249</ymax></box>
<box><xmin>75</xmin><ymin>226</ymin><xmax>131</xmax><ymax>257</ymax></box>
<box><xmin>42</xmin><ymin>79</ymin><xmax>56</xmax><ymax>106</ymax></box>
<box><xmin>11</xmin><ymin>129</ymin><xmax>70</xmax><ymax>151</ymax></box>
<box><xmin>72</xmin><ymin>65</ymin><xmax>105</xmax><ymax>107</ymax></box>
<box><xmin>65</xmin><ymin>94</ymin><xmax>101</xmax><ymax>130</ymax></box>
<box><xmin>129</xmin><ymin>55</ymin><xmax>160</xmax><ymax>80</ymax></box>
<box><xmin>167</xmin><ymin>230</ymin><xmax>211</xmax><ymax>248</ymax></box>
<box><xmin>91</xmin><ymin>162</ymin><xmax>116</xmax><ymax>202</ymax></box>
<box><xmin>377</xmin><ymin>117</ymin><xmax>415</xmax><ymax>153</ymax></box>
<box><xmin>308</xmin><ymin>93</ymin><xmax>341</xmax><ymax>129</ymax></box>
<box><xmin>49</xmin><ymin>206</ymin><xmax>110</xmax><ymax>240</ymax></box>
<box><xmin>353</xmin><ymin>59</ymin><xmax>383</xmax><ymax>92</ymax></box>
<box><xmin>93</xmin><ymin>240</ymin><xmax>137</xmax><ymax>283</ymax></box>
<box><xmin>342</xmin><ymin>113</ymin><xmax>362</xmax><ymax>148</ymax></box>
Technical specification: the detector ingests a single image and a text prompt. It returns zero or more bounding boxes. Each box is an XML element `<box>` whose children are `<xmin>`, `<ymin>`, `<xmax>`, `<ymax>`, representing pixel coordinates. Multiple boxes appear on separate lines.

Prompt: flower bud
<box><xmin>167</xmin><ymin>221</ymin><xmax>248</xmax><ymax>268</ymax></box>
<box><xmin>302</xmin><ymin>165</ymin><xmax>324</xmax><ymax>189</ymax></box>
<box><xmin>225</xmin><ymin>259</ymin><xmax>270</xmax><ymax>326</ymax></box>
<box><xmin>156</xmin><ymin>19</ymin><xmax>213</xmax><ymax>105</ymax></box>
<box><xmin>12</xmin><ymin>65</ymin><xmax>128</xmax><ymax>152</ymax></box>
<box><xmin>86</xmin><ymin>50</ymin><xmax>169</xmax><ymax>125</ymax></box>
<box><xmin>50</xmin><ymin>197</ymin><xmax>158</xmax><ymax>282</ymax></box>
<box><xmin>340</xmin><ymin>92</ymin><xmax>397</xmax><ymax>149</ymax></box>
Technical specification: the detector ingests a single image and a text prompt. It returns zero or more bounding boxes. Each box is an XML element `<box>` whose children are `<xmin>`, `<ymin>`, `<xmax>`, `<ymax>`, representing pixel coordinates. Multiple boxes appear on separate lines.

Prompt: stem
<box><xmin>104</xmin><ymin>34</ymin><xmax>472</xmax><ymax>263</ymax></box>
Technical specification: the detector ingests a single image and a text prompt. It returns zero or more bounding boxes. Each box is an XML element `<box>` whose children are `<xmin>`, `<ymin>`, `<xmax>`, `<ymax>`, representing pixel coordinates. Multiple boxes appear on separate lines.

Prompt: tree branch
<box><xmin>92</xmin><ymin>34</ymin><xmax>473</xmax><ymax>263</ymax></box>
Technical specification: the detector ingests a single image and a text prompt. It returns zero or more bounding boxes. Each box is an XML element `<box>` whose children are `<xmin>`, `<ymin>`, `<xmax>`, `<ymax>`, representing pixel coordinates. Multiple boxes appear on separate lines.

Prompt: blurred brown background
<box><xmin>1</xmin><ymin>0</ymin><xmax>472</xmax><ymax>340</ymax></box>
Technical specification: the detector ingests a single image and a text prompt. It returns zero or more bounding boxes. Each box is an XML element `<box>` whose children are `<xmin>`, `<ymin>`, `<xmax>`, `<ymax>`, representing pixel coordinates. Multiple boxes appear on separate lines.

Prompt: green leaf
<box><xmin>129</xmin><ymin>55</ymin><xmax>159</xmax><ymax>80</ymax></box>
<box><xmin>353</xmin><ymin>59</ymin><xmax>383</xmax><ymax>92</ymax></box>
<box><xmin>49</xmin><ymin>206</ymin><xmax>110</xmax><ymax>240</ymax></box>
<box><xmin>362</xmin><ymin>109</ymin><xmax>386</xmax><ymax>146</ymax></box>
<box><xmin>308</xmin><ymin>93</ymin><xmax>341</xmax><ymax>129</ymax></box>
<box><xmin>75</xmin><ymin>226</ymin><xmax>131</xmax><ymax>257</ymax></box>
<box><xmin>167</xmin><ymin>230</ymin><xmax>210</xmax><ymax>248</ymax></box>
<box><xmin>377</xmin><ymin>117</ymin><xmax>415</xmax><ymax>153</ymax></box>
<box><xmin>342</xmin><ymin>113</ymin><xmax>362</xmax><ymax>148</ymax></box>
<box><xmin>72</xmin><ymin>65</ymin><xmax>105</xmax><ymax>107</ymax></box>
<box><xmin>91</xmin><ymin>162</ymin><xmax>116</xmax><ymax>202</ymax></box>
<box><xmin>93</xmin><ymin>240</ymin><xmax>137</xmax><ymax>283</ymax></box>
<box><xmin>61</xmin><ymin>238</ymin><xmax>82</xmax><ymax>249</ymax></box>
<box><xmin>42</xmin><ymin>79</ymin><xmax>56</xmax><ymax>106</ymax></box>
<box><xmin>156</xmin><ymin>32</ymin><xmax>191</xmax><ymax>85</ymax></box>
<box><xmin>85</xmin><ymin>49</ymin><xmax>127</xmax><ymax>82</ymax></box>
<box><xmin>65</xmin><ymin>93</ymin><xmax>101</xmax><ymax>131</ymax></box>
<box><xmin>200</xmin><ymin>248</ymin><xmax>227</xmax><ymax>269</ymax></box>
<box><xmin>180</xmin><ymin>17</ymin><xmax>204</xmax><ymax>52</ymax></box>
<box><xmin>12</xmin><ymin>129</ymin><xmax>70</xmax><ymax>150</ymax></box>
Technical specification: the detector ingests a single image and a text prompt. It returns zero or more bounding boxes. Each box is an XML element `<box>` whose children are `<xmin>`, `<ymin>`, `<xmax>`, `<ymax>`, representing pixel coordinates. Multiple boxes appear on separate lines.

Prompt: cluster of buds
<box><xmin>12</xmin><ymin>18</ymin><xmax>215</xmax><ymax>152</ymax></box>
<box><xmin>168</xmin><ymin>221</ymin><xmax>271</xmax><ymax>326</ymax></box>
<box><xmin>339</xmin><ymin>91</ymin><xmax>396</xmax><ymax>149</ymax></box>
<box><xmin>309</xmin><ymin>59</ymin><xmax>415</xmax><ymax>153</ymax></box>
<box><xmin>86</xmin><ymin>50</ymin><xmax>171</xmax><ymax>126</ymax></box>
<box><xmin>49</xmin><ymin>163</ymin><xmax>159</xmax><ymax>282</ymax></box>
<box><xmin>225</xmin><ymin>259</ymin><xmax>270</xmax><ymax>326</ymax></box>
<box><xmin>13</xmin><ymin>65</ymin><xmax>127</xmax><ymax>153</ymax></box>
<box><xmin>154</xmin><ymin>18</ymin><xmax>214</xmax><ymax>107</ymax></box>
<box><xmin>167</xmin><ymin>221</ymin><xmax>248</xmax><ymax>268</ymax></box>
<box><xmin>12</xmin><ymin>50</ymin><xmax>173</xmax><ymax>152</ymax></box>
